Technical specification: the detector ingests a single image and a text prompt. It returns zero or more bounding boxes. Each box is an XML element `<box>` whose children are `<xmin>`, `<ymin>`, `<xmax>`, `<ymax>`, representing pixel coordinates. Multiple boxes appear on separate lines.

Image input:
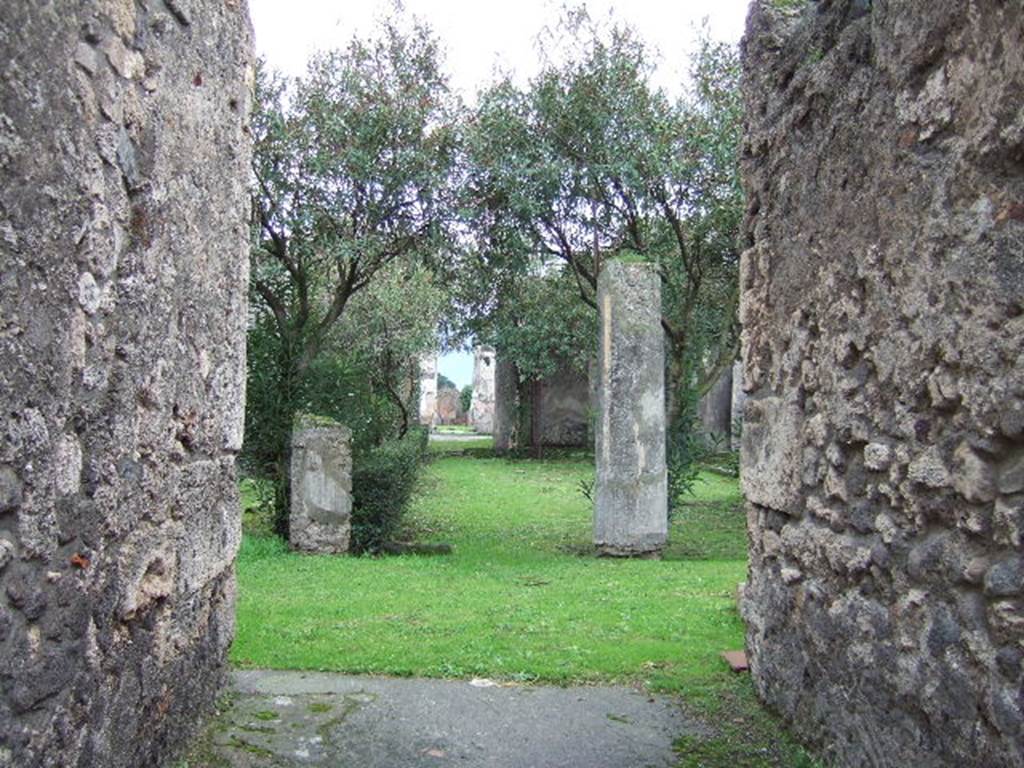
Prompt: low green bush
<box><xmin>350</xmin><ymin>427</ymin><xmax>429</xmax><ymax>553</ymax></box>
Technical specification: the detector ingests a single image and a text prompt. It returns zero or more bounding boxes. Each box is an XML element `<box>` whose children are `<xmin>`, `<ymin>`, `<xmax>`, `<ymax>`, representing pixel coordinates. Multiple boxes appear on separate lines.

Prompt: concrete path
<box><xmin>186</xmin><ymin>670</ymin><xmax>707</xmax><ymax>768</ymax></box>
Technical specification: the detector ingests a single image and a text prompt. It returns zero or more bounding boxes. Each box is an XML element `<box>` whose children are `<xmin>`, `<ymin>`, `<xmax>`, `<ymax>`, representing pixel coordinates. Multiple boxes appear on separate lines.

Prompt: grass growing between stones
<box><xmin>233</xmin><ymin>451</ymin><xmax>818</xmax><ymax>767</ymax></box>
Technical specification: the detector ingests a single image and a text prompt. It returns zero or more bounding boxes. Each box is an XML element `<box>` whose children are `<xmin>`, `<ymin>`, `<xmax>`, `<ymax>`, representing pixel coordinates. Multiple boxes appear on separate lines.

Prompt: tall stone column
<box><xmin>469</xmin><ymin>346</ymin><xmax>496</xmax><ymax>434</ymax></box>
<box><xmin>0</xmin><ymin>2</ymin><xmax>253</xmax><ymax>765</ymax></box>
<box><xmin>493</xmin><ymin>356</ymin><xmax>517</xmax><ymax>452</ymax></box>
<box><xmin>594</xmin><ymin>261</ymin><xmax>667</xmax><ymax>557</ymax></box>
<box><xmin>418</xmin><ymin>353</ymin><xmax>438</xmax><ymax>426</ymax></box>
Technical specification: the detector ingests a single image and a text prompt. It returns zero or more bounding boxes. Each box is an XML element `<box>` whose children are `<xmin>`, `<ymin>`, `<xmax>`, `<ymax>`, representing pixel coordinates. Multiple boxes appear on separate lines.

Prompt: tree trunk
<box><xmin>665</xmin><ymin>342</ymin><xmax>688</xmax><ymax>430</ymax></box>
<box><xmin>531</xmin><ymin>378</ymin><xmax>543</xmax><ymax>460</ymax></box>
<box><xmin>382</xmin><ymin>378</ymin><xmax>410</xmax><ymax>439</ymax></box>
<box><xmin>270</xmin><ymin>348</ymin><xmax>303</xmax><ymax>538</ymax></box>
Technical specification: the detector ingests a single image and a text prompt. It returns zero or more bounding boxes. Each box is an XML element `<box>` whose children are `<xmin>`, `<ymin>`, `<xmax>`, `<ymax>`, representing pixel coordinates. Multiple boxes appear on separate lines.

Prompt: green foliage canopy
<box><xmin>462</xmin><ymin>13</ymin><xmax>743</xmax><ymax>404</ymax></box>
<box><xmin>245</xmin><ymin>17</ymin><xmax>461</xmax><ymax>533</ymax></box>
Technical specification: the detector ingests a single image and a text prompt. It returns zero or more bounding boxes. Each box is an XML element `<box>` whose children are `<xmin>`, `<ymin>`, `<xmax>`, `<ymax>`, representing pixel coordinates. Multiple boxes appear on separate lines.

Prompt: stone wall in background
<box><xmin>492</xmin><ymin>358</ymin><xmax>592</xmax><ymax>451</ymax></box>
<box><xmin>0</xmin><ymin>2</ymin><xmax>252</xmax><ymax>766</ymax></box>
<box><xmin>290</xmin><ymin>416</ymin><xmax>352</xmax><ymax>554</ymax></box>
<box><xmin>435</xmin><ymin>388</ymin><xmax>466</xmax><ymax>425</ymax></box>
<box><xmin>740</xmin><ymin>2</ymin><xmax>1023</xmax><ymax>766</ymax></box>
<box><xmin>535</xmin><ymin>364</ymin><xmax>592</xmax><ymax>448</ymax></box>
<box><xmin>697</xmin><ymin>365</ymin><xmax>734</xmax><ymax>447</ymax></box>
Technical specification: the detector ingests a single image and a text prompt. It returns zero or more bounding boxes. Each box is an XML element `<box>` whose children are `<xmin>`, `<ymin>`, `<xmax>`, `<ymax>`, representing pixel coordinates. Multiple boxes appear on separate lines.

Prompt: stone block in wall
<box><xmin>0</xmin><ymin>2</ymin><xmax>253</xmax><ymax>765</ymax></box>
<box><xmin>740</xmin><ymin>2</ymin><xmax>1024</xmax><ymax>766</ymax></box>
<box><xmin>290</xmin><ymin>415</ymin><xmax>353</xmax><ymax>554</ymax></box>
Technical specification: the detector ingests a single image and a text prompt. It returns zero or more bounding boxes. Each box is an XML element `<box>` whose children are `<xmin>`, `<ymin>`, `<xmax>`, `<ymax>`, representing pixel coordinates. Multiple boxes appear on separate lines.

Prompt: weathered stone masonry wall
<box><xmin>739</xmin><ymin>2</ymin><xmax>1024</xmax><ymax>766</ymax></box>
<box><xmin>0</xmin><ymin>2</ymin><xmax>252</xmax><ymax>766</ymax></box>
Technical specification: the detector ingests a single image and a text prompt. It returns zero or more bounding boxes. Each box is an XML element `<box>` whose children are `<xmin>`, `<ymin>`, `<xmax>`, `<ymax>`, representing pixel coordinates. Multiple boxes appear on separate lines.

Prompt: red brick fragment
<box><xmin>721</xmin><ymin>651</ymin><xmax>749</xmax><ymax>673</ymax></box>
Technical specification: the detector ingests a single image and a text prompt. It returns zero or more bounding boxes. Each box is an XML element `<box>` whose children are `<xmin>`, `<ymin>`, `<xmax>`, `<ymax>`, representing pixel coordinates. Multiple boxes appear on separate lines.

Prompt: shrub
<box><xmin>667</xmin><ymin>387</ymin><xmax>707</xmax><ymax>517</ymax></box>
<box><xmin>242</xmin><ymin>319</ymin><xmax>413</xmax><ymax>536</ymax></box>
<box><xmin>350</xmin><ymin>427</ymin><xmax>429</xmax><ymax>553</ymax></box>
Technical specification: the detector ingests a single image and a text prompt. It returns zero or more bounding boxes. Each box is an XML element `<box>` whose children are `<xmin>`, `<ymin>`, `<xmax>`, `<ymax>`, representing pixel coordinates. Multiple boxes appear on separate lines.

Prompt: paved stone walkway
<box><xmin>185</xmin><ymin>670</ymin><xmax>707</xmax><ymax>767</ymax></box>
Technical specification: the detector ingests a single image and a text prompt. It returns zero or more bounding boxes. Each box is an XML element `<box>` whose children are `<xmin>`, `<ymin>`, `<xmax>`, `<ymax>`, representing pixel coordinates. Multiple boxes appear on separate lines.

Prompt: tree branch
<box><xmin>252</xmin><ymin>277</ymin><xmax>290</xmax><ymax>342</ymax></box>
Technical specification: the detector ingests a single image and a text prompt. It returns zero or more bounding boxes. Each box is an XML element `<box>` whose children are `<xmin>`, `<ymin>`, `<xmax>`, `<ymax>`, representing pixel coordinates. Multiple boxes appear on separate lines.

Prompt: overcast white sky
<box><xmin>246</xmin><ymin>0</ymin><xmax>752</xmax><ymax>388</ymax></box>
<box><xmin>248</xmin><ymin>0</ymin><xmax>752</xmax><ymax>100</ymax></box>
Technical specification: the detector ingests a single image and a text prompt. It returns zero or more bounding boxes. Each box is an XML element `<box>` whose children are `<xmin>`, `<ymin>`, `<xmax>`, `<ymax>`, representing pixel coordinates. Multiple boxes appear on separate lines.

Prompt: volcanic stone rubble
<box><xmin>0</xmin><ymin>1</ymin><xmax>252</xmax><ymax>765</ymax></box>
<box><xmin>740</xmin><ymin>2</ymin><xmax>1024</xmax><ymax>766</ymax></box>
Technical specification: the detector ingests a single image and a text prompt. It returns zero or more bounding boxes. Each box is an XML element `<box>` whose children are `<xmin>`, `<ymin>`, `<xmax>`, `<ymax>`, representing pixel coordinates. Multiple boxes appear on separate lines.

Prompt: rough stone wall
<box><xmin>290</xmin><ymin>416</ymin><xmax>352</xmax><ymax>554</ymax></box>
<box><xmin>740</xmin><ymin>2</ymin><xmax>1024</xmax><ymax>766</ymax></box>
<box><xmin>0</xmin><ymin>2</ymin><xmax>252</xmax><ymax>766</ymax></box>
<box><xmin>469</xmin><ymin>346</ymin><xmax>496</xmax><ymax>434</ymax></box>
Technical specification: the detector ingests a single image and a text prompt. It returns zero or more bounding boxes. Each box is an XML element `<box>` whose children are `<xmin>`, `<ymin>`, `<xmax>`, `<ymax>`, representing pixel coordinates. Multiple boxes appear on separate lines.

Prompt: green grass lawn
<box><xmin>426</xmin><ymin>435</ymin><xmax>495</xmax><ymax>455</ymax></box>
<box><xmin>234</xmin><ymin>453</ymin><xmax>818</xmax><ymax>767</ymax></box>
<box><xmin>433</xmin><ymin>424</ymin><xmax>476</xmax><ymax>434</ymax></box>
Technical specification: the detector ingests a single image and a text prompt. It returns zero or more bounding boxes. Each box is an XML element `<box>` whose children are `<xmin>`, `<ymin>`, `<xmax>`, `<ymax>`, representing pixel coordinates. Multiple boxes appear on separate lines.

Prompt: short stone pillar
<box><xmin>594</xmin><ymin>260</ymin><xmax>667</xmax><ymax>557</ymax></box>
<box><xmin>290</xmin><ymin>414</ymin><xmax>353</xmax><ymax>554</ymax></box>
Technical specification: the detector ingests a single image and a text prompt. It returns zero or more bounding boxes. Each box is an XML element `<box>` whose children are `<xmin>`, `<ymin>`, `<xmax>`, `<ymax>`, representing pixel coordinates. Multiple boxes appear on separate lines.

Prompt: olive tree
<box><xmin>463</xmin><ymin>13</ymin><xmax>743</xmax><ymax>500</ymax></box>
<box><xmin>246</xmin><ymin>18</ymin><xmax>460</xmax><ymax>531</ymax></box>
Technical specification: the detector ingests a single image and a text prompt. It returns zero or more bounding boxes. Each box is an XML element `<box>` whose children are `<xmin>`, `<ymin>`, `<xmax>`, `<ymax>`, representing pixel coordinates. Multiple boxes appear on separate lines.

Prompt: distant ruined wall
<box><xmin>536</xmin><ymin>364</ymin><xmax>591</xmax><ymax>447</ymax></box>
<box><xmin>697</xmin><ymin>365</ymin><xmax>734</xmax><ymax>446</ymax></box>
<box><xmin>0</xmin><ymin>2</ymin><xmax>252</xmax><ymax>766</ymax></box>
<box><xmin>740</xmin><ymin>2</ymin><xmax>1023</xmax><ymax>767</ymax></box>
<box><xmin>435</xmin><ymin>388</ymin><xmax>466</xmax><ymax>425</ymax></box>
<box><xmin>492</xmin><ymin>358</ymin><xmax>592</xmax><ymax>450</ymax></box>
